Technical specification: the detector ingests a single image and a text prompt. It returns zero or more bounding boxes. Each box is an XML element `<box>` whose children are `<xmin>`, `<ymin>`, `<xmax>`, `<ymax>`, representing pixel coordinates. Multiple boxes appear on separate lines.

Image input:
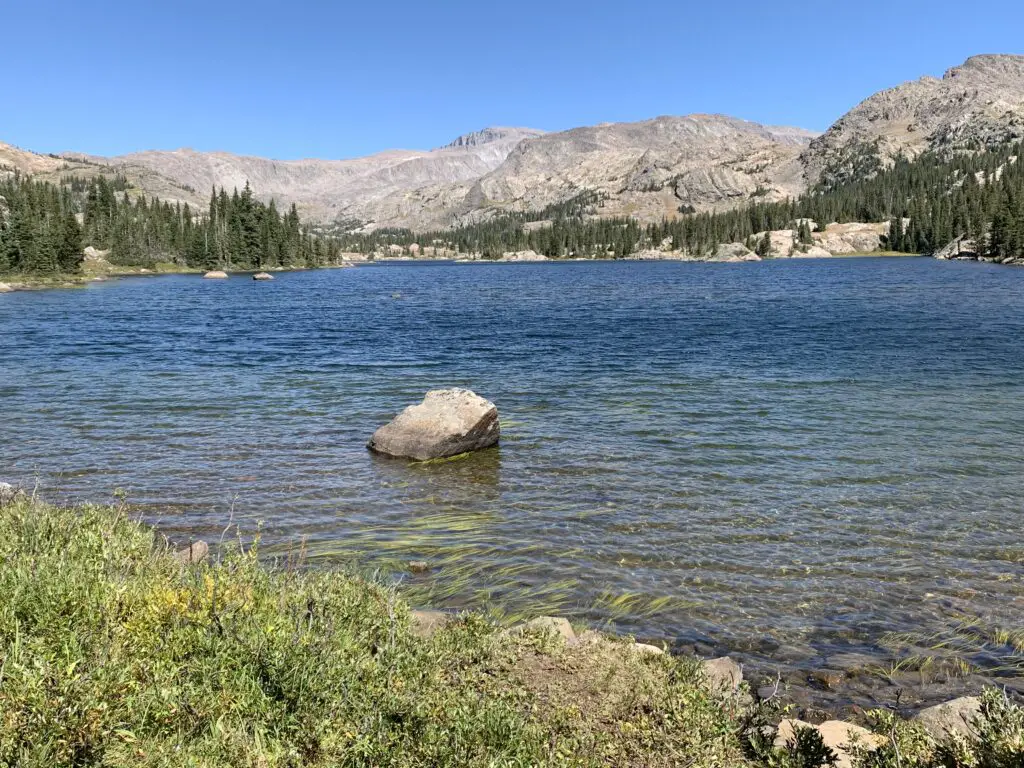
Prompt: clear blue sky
<box><xmin>3</xmin><ymin>0</ymin><xmax>1022</xmax><ymax>159</ymax></box>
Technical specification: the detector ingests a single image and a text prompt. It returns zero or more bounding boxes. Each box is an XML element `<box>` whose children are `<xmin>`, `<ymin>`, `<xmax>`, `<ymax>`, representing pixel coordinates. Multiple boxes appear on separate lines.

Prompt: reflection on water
<box><xmin>1</xmin><ymin>258</ymin><xmax>1023</xmax><ymax>704</ymax></box>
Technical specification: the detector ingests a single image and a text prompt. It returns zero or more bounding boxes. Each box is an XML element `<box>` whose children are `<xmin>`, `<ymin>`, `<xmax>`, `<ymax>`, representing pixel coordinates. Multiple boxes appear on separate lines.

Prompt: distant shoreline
<box><xmin>0</xmin><ymin>252</ymin><xmax>942</xmax><ymax>293</ymax></box>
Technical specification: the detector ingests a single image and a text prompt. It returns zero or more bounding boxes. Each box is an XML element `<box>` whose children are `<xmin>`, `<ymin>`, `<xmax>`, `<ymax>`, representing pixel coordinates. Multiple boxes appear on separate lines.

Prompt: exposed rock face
<box><xmin>803</xmin><ymin>54</ymin><xmax>1024</xmax><ymax>186</ymax></box>
<box><xmin>792</xmin><ymin>244</ymin><xmax>834</xmax><ymax>258</ymax></box>
<box><xmin>711</xmin><ymin>242</ymin><xmax>760</xmax><ymax>262</ymax></box>
<box><xmin>66</xmin><ymin>128</ymin><xmax>545</xmax><ymax>229</ymax></box>
<box><xmin>6</xmin><ymin>54</ymin><xmax>1023</xmax><ymax>240</ymax></box>
<box><xmin>41</xmin><ymin>118</ymin><xmax>813</xmax><ymax>231</ymax></box>
<box><xmin>812</xmin><ymin>222</ymin><xmax>888</xmax><ymax>254</ymax></box>
<box><xmin>0</xmin><ymin>282</ymin><xmax>12</xmax><ymax>293</ymax></box>
<box><xmin>500</xmin><ymin>250</ymin><xmax>547</xmax><ymax>262</ymax></box>
<box><xmin>934</xmin><ymin>236</ymin><xmax>980</xmax><ymax>260</ymax></box>
<box><xmin>454</xmin><ymin>116</ymin><xmax>815</xmax><ymax>227</ymax></box>
<box><xmin>913</xmin><ymin>696</ymin><xmax>981</xmax><ymax>740</ymax></box>
<box><xmin>367</xmin><ymin>388</ymin><xmax>500</xmax><ymax>461</ymax></box>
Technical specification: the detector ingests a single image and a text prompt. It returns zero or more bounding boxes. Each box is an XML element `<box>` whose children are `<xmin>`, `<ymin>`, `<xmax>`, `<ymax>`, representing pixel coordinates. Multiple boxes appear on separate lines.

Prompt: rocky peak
<box><xmin>803</xmin><ymin>54</ymin><xmax>1024</xmax><ymax>187</ymax></box>
<box><xmin>944</xmin><ymin>54</ymin><xmax>1024</xmax><ymax>80</ymax></box>
<box><xmin>440</xmin><ymin>127</ymin><xmax>545</xmax><ymax>150</ymax></box>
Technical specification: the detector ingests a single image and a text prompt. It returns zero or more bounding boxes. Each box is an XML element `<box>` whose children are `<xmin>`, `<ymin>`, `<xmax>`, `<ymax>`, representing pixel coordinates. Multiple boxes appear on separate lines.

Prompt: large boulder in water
<box><xmin>368</xmin><ymin>388</ymin><xmax>500</xmax><ymax>460</ymax></box>
<box><xmin>203</xmin><ymin>270</ymin><xmax>229</xmax><ymax>279</ymax></box>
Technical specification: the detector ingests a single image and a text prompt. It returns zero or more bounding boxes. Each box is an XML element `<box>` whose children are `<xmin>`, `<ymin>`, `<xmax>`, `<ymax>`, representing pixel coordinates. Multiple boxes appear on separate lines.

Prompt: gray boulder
<box><xmin>367</xmin><ymin>388</ymin><xmax>500</xmax><ymax>460</ymax></box>
<box><xmin>913</xmin><ymin>696</ymin><xmax>981</xmax><ymax>740</ymax></box>
<box><xmin>702</xmin><ymin>656</ymin><xmax>744</xmax><ymax>691</ymax></box>
<box><xmin>0</xmin><ymin>482</ymin><xmax>23</xmax><ymax>505</ymax></box>
<box><xmin>173</xmin><ymin>540</ymin><xmax>209</xmax><ymax>565</ymax></box>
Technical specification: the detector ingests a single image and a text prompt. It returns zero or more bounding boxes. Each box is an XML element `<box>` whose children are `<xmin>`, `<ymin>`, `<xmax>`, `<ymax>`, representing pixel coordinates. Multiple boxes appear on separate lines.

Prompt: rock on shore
<box><xmin>367</xmin><ymin>388</ymin><xmax>500</xmax><ymax>461</ymax></box>
<box><xmin>0</xmin><ymin>482</ymin><xmax>23</xmax><ymax>504</ymax></box>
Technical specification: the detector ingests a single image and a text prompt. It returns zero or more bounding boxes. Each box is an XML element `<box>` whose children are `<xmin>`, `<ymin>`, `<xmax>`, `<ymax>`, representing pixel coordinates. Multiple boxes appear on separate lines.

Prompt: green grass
<box><xmin>1</xmin><ymin>494</ymin><xmax>1022</xmax><ymax>767</ymax></box>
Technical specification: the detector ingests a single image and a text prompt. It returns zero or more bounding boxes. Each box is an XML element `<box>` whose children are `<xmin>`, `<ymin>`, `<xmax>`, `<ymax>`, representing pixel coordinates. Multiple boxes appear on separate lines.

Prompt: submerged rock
<box><xmin>252</xmin><ymin>272</ymin><xmax>274</xmax><ymax>281</ymax></box>
<box><xmin>367</xmin><ymin>388</ymin><xmax>499</xmax><ymax>461</ymax></box>
<box><xmin>203</xmin><ymin>270</ymin><xmax>229</xmax><ymax>279</ymax></box>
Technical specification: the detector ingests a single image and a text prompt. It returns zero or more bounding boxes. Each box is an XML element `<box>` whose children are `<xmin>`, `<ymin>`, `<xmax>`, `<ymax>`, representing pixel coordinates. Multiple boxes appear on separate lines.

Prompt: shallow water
<box><xmin>2</xmin><ymin>258</ymin><xmax>1023</xmax><ymax>704</ymax></box>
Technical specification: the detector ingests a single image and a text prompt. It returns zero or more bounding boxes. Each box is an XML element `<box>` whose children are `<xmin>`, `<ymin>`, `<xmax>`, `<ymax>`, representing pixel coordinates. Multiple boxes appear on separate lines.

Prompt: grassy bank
<box><xmin>1</xmin><ymin>495</ymin><xmax>1021</xmax><ymax>767</ymax></box>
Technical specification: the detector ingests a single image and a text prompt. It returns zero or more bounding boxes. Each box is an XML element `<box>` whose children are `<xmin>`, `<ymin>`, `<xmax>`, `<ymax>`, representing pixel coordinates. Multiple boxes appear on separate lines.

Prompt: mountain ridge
<box><xmin>4</xmin><ymin>54</ymin><xmax>1023</xmax><ymax>233</ymax></box>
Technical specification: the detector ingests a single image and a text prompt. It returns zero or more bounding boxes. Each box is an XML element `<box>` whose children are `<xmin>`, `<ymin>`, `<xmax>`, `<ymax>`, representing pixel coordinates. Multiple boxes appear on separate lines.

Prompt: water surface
<box><xmin>2</xmin><ymin>258</ymin><xmax>1022</xmax><ymax>703</ymax></box>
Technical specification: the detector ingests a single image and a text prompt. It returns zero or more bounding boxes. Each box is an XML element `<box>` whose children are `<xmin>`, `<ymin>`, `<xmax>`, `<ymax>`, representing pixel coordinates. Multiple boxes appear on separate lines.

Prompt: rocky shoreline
<box><xmin>2</xmin><ymin>478</ymin><xmax>1019</xmax><ymax>765</ymax></box>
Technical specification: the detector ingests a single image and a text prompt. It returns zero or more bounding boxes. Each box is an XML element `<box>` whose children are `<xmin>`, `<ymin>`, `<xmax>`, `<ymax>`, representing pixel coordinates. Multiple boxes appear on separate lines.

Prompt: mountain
<box><xmin>5</xmin><ymin>54</ymin><xmax>1024</xmax><ymax>235</ymax></box>
<box><xmin>38</xmin><ymin>118</ymin><xmax>817</xmax><ymax>232</ymax></box>
<box><xmin>60</xmin><ymin>128</ymin><xmax>545</xmax><ymax>228</ymax></box>
<box><xmin>801</xmin><ymin>54</ymin><xmax>1024</xmax><ymax>186</ymax></box>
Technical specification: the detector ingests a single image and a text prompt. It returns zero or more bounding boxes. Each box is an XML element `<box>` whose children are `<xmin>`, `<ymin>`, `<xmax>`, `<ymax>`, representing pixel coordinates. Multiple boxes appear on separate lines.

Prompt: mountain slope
<box><xmin>71</xmin><ymin>128</ymin><xmax>545</xmax><ymax>226</ymax></box>
<box><xmin>327</xmin><ymin>115</ymin><xmax>818</xmax><ymax>230</ymax></box>
<box><xmin>6</xmin><ymin>54</ymin><xmax>1024</xmax><ymax>235</ymax></box>
<box><xmin>51</xmin><ymin>118</ymin><xmax>816</xmax><ymax>231</ymax></box>
<box><xmin>802</xmin><ymin>54</ymin><xmax>1024</xmax><ymax>186</ymax></box>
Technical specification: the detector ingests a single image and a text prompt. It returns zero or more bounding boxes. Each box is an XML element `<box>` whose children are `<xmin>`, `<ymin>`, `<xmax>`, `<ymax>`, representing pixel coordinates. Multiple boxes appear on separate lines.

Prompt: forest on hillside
<box><xmin>0</xmin><ymin>177</ymin><xmax>343</xmax><ymax>276</ymax></box>
<box><xmin>330</xmin><ymin>139</ymin><xmax>1024</xmax><ymax>261</ymax></box>
<box><xmin>2</xmin><ymin>138</ymin><xmax>1023</xmax><ymax>276</ymax></box>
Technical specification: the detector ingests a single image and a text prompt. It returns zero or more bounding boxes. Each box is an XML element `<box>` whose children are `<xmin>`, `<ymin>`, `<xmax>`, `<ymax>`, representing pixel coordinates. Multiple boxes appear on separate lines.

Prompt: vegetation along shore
<box><xmin>1</xmin><ymin>486</ymin><xmax>1022</xmax><ymax>767</ymax></box>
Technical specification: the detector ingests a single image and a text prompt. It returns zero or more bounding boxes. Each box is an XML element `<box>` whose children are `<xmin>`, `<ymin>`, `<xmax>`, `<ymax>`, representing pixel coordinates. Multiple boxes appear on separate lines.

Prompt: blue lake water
<box><xmin>2</xmin><ymin>258</ymin><xmax>1023</xmax><ymax>695</ymax></box>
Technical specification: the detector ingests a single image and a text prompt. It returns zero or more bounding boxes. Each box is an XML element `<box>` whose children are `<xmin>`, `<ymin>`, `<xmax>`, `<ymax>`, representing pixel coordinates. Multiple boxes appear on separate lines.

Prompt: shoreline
<box><xmin>2</xmin><ymin>482</ymin><xmax>1016</xmax><ymax>724</ymax></box>
<box><xmin>1</xmin><ymin>488</ymin><xmax>1019</xmax><ymax>765</ymax></box>
<box><xmin>0</xmin><ymin>252</ymin><xmax>945</xmax><ymax>293</ymax></box>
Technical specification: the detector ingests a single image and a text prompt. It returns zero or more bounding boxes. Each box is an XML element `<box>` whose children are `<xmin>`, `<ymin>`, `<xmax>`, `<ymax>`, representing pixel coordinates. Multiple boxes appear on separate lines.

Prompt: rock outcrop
<box><xmin>934</xmin><ymin>236</ymin><xmax>980</xmax><ymax>260</ymax></box>
<box><xmin>812</xmin><ymin>222</ymin><xmax>889</xmax><ymax>254</ymax></box>
<box><xmin>500</xmin><ymin>250</ymin><xmax>548</xmax><ymax>262</ymax></box>
<box><xmin>711</xmin><ymin>242</ymin><xmax>760</xmax><ymax>262</ymax></box>
<box><xmin>802</xmin><ymin>54</ymin><xmax>1024</xmax><ymax>187</ymax></box>
<box><xmin>0</xmin><ymin>282</ymin><xmax>12</xmax><ymax>293</ymax></box>
<box><xmin>367</xmin><ymin>388</ymin><xmax>500</xmax><ymax>461</ymax></box>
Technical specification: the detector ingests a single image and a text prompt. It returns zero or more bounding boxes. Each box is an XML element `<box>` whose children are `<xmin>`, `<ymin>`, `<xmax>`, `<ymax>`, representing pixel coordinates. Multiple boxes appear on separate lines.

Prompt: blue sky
<box><xmin>2</xmin><ymin>0</ymin><xmax>1022</xmax><ymax>159</ymax></box>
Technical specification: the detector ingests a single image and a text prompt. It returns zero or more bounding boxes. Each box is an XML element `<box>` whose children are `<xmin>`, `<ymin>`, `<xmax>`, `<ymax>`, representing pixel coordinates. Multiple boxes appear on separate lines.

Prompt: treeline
<box><xmin>0</xmin><ymin>177</ymin><xmax>84</xmax><ymax>274</ymax></box>
<box><xmin>328</xmin><ymin>140</ymin><xmax>1024</xmax><ymax>260</ymax></box>
<box><xmin>84</xmin><ymin>179</ymin><xmax>344</xmax><ymax>269</ymax></box>
<box><xmin>652</xmin><ymin>139</ymin><xmax>1024</xmax><ymax>258</ymax></box>
<box><xmin>318</xmin><ymin>192</ymin><xmax>635</xmax><ymax>259</ymax></box>
<box><xmin>0</xmin><ymin>175</ymin><xmax>343</xmax><ymax>276</ymax></box>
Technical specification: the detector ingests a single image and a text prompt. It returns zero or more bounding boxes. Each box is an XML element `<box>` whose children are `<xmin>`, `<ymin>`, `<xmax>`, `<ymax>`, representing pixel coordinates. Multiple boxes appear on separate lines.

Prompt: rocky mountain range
<box><xmin>2</xmin><ymin>54</ymin><xmax>1022</xmax><ymax>233</ymax></box>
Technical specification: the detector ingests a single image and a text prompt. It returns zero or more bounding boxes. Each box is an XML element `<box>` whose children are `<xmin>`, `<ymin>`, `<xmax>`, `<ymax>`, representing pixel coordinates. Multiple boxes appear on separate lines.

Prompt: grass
<box><xmin>1</xmin><ymin>494</ymin><xmax>1022</xmax><ymax>767</ymax></box>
